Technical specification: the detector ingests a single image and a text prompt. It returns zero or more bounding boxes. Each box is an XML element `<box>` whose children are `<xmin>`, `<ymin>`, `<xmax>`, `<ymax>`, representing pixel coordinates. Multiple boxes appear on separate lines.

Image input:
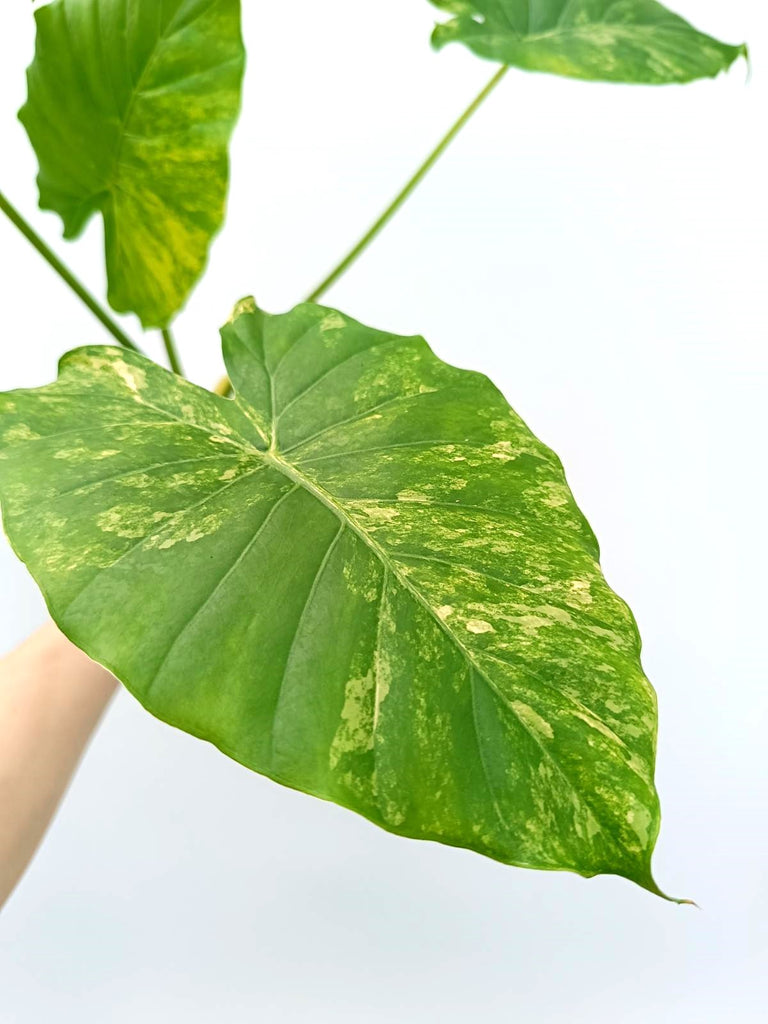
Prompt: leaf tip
<box><xmin>739</xmin><ymin>43</ymin><xmax>752</xmax><ymax>83</ymax></box>
<box><xmin>636</xmin><ymin>871</ymin><xmax>696</xmax><ymax>906</ymax></box>
<box><xmin>227</xmin><ymin>295</ymin><xmax>258</xmax><ymax>323</ymax></box>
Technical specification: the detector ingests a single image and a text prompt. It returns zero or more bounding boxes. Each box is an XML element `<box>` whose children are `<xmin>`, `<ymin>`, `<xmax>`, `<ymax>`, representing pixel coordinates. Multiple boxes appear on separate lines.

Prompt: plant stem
<box><xmin>161</xmin><ymin>327</ymin><xmax>184</xmax><ymax>376</ymax></box>
<box><xmin>212</xmin><ymin>65</ymin><xmax>509</xmax><ymax>399</ymax></box>
<box><xmin>0</xmin><ymin>189</ymin><xmax>141</xmax><ymax>353</ymax></box>
<box><xmin>303</xmin><ymin>65</ymin><xmax>508</xmax><ymax>304</ymax></box>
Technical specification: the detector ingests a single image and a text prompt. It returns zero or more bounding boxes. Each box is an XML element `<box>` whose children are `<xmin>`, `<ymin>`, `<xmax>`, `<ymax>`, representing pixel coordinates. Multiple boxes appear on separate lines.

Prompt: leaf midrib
<box><xmin>105</xmin><ymin>1</ymin><xmax>207</xmax><ymax>201</ymax></box>
<box><xmin>482</xmin><ymin>22</ymin><xmax>710</xmax><ymax>49</ymax></box>
<box><xmin>81</xmin><ymin>381</ymin><xmax>622</xmax><ymax>845</ymax></box>
<box><xmin>263</xmin><ymin>448</ymin><xmax>625</xmax><ymax>848</ymax></box>
<box><xmin>19</xmin><ymin>366</ymin><xmax>626</xmax><ymax>855</ymax></box>
<box><xmin>264</xmin><ymin>448</ymin><xmax>476</xmax><ymax>662</ymax></box>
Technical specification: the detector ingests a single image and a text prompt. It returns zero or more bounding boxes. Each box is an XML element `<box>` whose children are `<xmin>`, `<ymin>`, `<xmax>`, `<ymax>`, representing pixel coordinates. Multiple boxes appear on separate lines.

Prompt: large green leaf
<box><xmin>18</xmin><ymin>0</ymin><xmax>245</xmax><ymax>329</ymax></box>
<box><xmin>0</xmin><ymin>301</ymin><xmax>672</xmax><ymax>895</ymax></box>
<box><xmin>428</xmin><ymin>0</ymin><xmax>746</xmax><ymax>83</ymax></box>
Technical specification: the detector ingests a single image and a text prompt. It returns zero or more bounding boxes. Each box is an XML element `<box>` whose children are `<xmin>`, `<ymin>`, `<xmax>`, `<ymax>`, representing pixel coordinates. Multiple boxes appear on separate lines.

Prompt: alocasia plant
<box><xmin>0</xmin><ymin>0</ymin><xmax>747</xmax><ymax>898</ymax></box>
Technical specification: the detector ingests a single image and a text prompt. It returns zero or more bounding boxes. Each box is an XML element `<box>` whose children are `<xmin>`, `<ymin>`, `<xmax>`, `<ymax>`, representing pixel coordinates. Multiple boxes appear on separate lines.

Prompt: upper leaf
<box><xmin>0</xmin><ymin>301</ymin><xmax>669</xmax><ymax>894</ymax></box>
<box><xmin>428</xmin><ymin>0</ymin><xmax>747</xmax><ymax>84</ymax></box>
<box><xmin>19</xmin><ymin>0</ymin><xmax>245</xmax><ymax>329</ymax></box>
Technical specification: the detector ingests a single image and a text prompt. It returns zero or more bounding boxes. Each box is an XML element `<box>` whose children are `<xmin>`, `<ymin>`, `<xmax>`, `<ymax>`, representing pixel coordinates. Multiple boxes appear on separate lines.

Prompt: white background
<box><xmin>1</xmin><ymin>1</ymin><xmax>766</xmax><ymax>1020</ymax></box>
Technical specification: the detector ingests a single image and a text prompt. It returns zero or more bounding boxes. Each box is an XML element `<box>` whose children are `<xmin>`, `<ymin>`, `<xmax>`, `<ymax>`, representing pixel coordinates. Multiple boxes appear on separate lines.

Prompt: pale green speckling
<box><xmin>428</xmin><ymin>0</ymin><xmax>746</xmax><ymax>84</ymax></box>
<box><xmin>0</xmin><ymin>301</ymin><xmax>679</xmax><ymax>897</ymax></box>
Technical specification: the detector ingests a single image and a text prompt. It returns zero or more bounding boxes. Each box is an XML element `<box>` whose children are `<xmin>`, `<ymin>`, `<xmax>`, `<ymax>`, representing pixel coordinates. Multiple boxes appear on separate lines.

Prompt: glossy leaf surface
<box><xmin>0</xmin><ymin>301</ymin><xmax>667</xmax><ymax>893</ymax></box>
<box><xmin>19</xmin><ymin>0</ymin><xmax>245</xmax><ymax>328</ymax></box>
<box><xmin>428</xmin><ymin>0</ymin><xmax>746</xmax><ymax>83</ymax></box>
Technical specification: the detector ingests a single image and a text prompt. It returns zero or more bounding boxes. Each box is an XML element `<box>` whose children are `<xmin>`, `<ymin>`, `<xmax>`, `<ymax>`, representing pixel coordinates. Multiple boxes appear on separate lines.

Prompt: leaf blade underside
<box><xmin>18</xmin><ymin>0</ymin><xmax>245</xmax><ymax>328</ymax></box>
<box><xmin>427</xmin><ymin>0</ymin><xmax>746</xmax><ymax>84</ymax></box>
<box><xmin>0</xmin><ymin>301</ymin><xmax>670</xmax><ymax>895</ymax></box>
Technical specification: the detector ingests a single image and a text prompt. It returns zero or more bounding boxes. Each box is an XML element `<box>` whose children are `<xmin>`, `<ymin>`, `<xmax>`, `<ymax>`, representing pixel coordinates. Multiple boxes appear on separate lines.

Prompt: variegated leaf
<box><xmin>428</xmin><ymin>0</ymin><xmax>746</xmax><ymax>84</ymax></box>
<box><xmin>19</xmin><ymin>0</ymin><xmax>245</xmax><ymax>328</ymax></box>
<box><xmin>0</xmin><ymin>301</ymin><xmax>673</xmax><ymax>895</ymax></box>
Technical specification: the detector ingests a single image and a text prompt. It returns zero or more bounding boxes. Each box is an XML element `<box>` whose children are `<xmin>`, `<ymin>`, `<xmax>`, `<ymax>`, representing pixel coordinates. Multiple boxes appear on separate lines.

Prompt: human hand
<box><xmin>0</xmin><ymin>623</ymin><xmax>116</xmax><ymax>909</ymax></box>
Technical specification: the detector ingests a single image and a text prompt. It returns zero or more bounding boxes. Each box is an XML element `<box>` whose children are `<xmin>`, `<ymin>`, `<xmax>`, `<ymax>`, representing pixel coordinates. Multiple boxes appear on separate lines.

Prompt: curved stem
<box><xmin>212</xmin><ymin>65</ymin><xmax>508</xmax><ymax>400</ymax></box>
<box><xmin>161</xmin><ymin>327</ymin><xmax>183</xmax><ymax>376</ymax></box>
<box><xmin>304</xmin><ymin>65</ymin><xmax>508</xmax><ymax>304</ymax></box>
<box><xmin>0</xmin><ymin>190</ymin><xmax>141</xmax><ymax>353</ymax></box>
